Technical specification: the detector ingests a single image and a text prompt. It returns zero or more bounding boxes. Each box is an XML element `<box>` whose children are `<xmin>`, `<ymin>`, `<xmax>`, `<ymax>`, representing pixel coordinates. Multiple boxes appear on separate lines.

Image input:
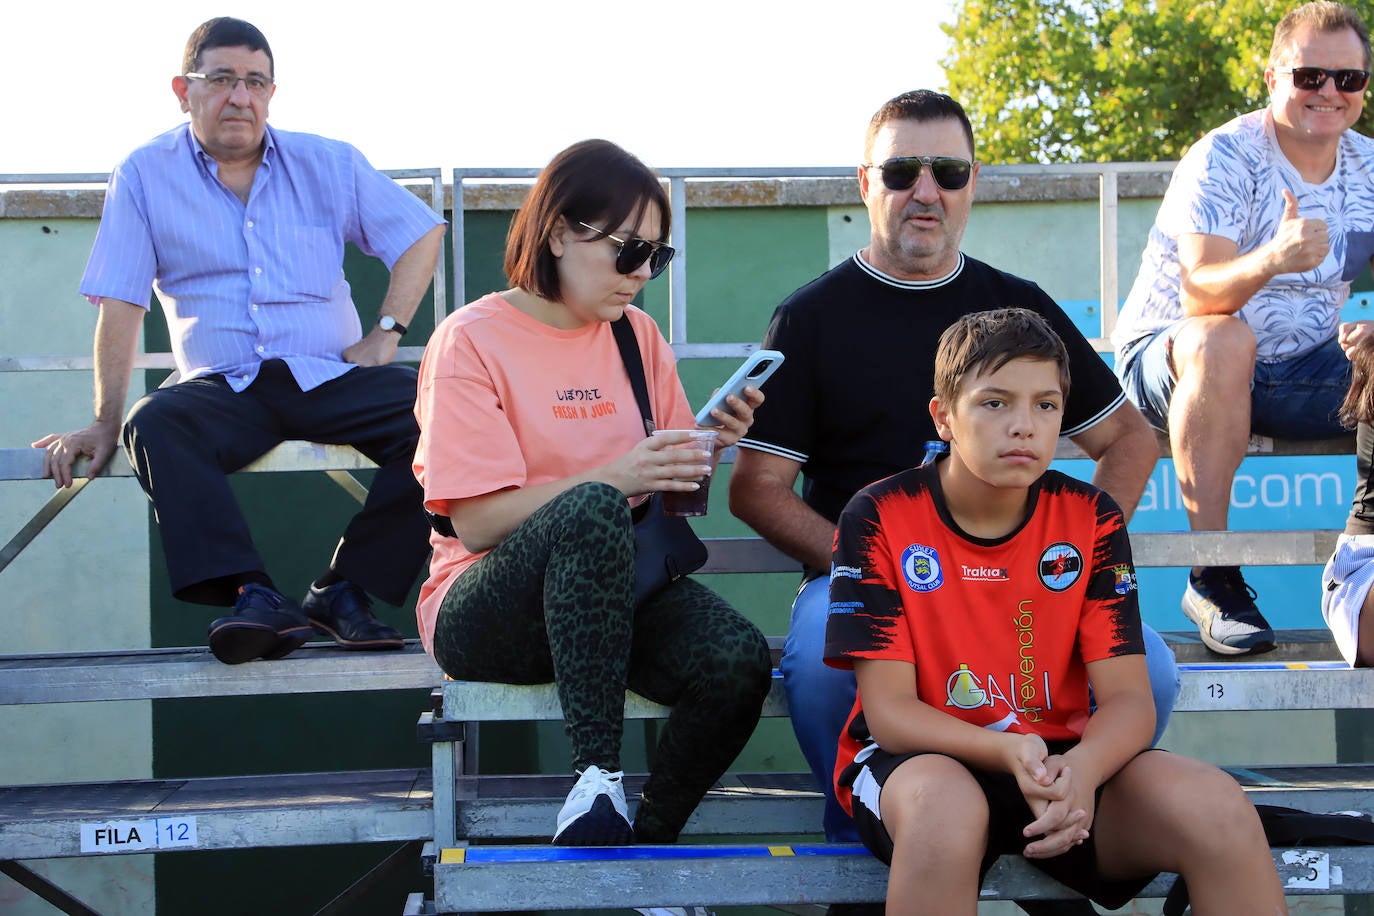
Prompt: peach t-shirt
<box><xmin>412</xmin><ymin>293</ymin><xmax>694</xmax><ymax>653</ymax></box>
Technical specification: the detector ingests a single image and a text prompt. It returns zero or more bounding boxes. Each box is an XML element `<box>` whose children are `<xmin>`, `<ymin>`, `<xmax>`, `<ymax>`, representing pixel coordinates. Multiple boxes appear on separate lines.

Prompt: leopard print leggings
<box><xmin>433</xmin><ymin>481</ymin><xmax>772</xmax><ymax>842</ymax></box>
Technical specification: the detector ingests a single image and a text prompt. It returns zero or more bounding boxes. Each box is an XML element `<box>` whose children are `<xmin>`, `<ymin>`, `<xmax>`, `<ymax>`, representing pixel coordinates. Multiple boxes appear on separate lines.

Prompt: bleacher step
<box><xmin>440</xmin><ymin>663</ymin><xmax>1374</xmax><ymax>723</ymax></box>
<box><xmin>0</xmin><ymin>642</ymin><xmax>442</xmax><ymax>704</ymax></box>
<box><xmin>8</xmin><ymin>764</ymin><xmax>1363</xmax><ymax>863</ymax></box>
<box><xmin>429</xmin><ymin>843</ymin><xmax>1374</xmax><ymax>911</ymax></box>
<box><xmin>0</xmin><ymin>768</ymin><xmax>431</xmax><ymax>860</ymax></box>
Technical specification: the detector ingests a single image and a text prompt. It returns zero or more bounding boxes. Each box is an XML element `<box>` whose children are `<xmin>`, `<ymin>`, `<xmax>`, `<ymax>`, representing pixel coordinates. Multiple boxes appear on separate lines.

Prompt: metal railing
<box><xmin>2</xmin><ymin>162</ymin><xmax>1179</xmax><ymax>367</ymax></box>
<box><xmin>0</xmin><ymin>168</ymin><xmax>447</xmax><ymax>370</ymax></box>
<box><xmin>449</xmin><ymin>162</ymin><xmax>1177</xmax><ymax>357</ymax></box>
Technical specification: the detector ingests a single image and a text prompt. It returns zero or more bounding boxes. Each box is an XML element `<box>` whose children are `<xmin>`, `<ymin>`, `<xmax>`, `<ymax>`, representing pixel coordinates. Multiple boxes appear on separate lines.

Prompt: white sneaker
<box><xmin>552</xmin><ymin>765</ymin><xmax>634</xmax><ymax>846</ymax></box>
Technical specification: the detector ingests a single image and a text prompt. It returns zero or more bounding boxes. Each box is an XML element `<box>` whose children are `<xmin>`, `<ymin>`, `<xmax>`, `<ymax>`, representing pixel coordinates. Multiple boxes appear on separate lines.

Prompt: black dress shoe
<box><xmin>208</xmin><ymin>584</ymin><xmax>313</xmax><ymax>665</ymax></box>
<box><xmin>302</xmin><ymin>581</ymin><xmax>404</xmax><ymax>650</ymax></box>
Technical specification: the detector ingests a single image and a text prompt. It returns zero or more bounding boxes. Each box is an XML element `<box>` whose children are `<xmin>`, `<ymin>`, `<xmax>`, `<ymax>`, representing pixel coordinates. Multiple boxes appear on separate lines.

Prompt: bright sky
<box><xmin>7</xmin><ymin>0</ymin><xmax>956</xmax><ymax>175</ymax></box>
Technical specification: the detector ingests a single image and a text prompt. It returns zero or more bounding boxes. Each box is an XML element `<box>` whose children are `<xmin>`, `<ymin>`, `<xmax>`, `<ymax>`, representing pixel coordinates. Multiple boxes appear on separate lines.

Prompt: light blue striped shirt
<box><xmin>80</xmin><ymin>123</ymin><xmax>446</xmax><ymax>392</ymax></box>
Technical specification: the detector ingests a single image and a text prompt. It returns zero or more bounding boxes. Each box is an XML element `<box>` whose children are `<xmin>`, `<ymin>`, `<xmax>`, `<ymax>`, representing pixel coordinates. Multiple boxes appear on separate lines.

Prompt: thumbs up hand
<box><xmin>1268</xmin><ymin>188</ymin><xmax>1330</xmax><ymax>274</ymax></box>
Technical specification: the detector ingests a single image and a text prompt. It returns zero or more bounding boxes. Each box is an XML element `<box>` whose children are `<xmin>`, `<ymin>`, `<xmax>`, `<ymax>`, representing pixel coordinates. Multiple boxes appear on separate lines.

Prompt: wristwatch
<box><xmin>377</xmin><ymin>315</ymin><xmax>408</xmax><ymax>337</ymax></box>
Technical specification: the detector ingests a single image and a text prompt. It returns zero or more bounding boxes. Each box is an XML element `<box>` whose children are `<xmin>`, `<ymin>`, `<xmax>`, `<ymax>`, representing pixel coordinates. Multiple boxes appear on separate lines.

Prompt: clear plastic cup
<box><xmin>651</xmin><ymin>429</ymin><xmax>719</xmax><ymax>516</ymax></box>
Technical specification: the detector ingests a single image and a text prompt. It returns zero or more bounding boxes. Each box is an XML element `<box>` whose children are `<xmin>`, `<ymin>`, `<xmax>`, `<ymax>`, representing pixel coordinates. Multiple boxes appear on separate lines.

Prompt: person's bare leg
<box><xmin>879</xmin><ymin>755</ymin><xmax>987</xmax><ymax>916</ymax></box>
<box><xmin>1093</xmin><ymin>751</ymin><xmax>1287</xmax><ymax>915</ymax></box>
<box><xmin>1167</xmin><ymin>316</ymin><xmax>1257</xmax><ymax>542</ymax></box>
<box><xmin>1355</xmin><ymin>587</ymin><xmax>1374</xmax><ymax>666</ymax></box>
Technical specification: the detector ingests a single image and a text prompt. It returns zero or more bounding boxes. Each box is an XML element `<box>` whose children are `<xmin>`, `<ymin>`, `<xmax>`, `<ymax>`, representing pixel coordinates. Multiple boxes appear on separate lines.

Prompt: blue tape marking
<box><xmin>460</xmin><ymin>844</ymin><xmax>872</xmax><ymax>864</ymax></box>
<box><xmin>1179</xmin><ymin>660</ymin><xmax>1348</xmax><ymax>672</ymax></box>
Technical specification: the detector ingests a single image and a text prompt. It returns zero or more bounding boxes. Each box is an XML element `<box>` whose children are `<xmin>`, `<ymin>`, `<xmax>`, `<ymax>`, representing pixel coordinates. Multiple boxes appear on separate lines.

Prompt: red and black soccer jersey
<box><xmin>825</xmin><ymin>462</ymin><xmax>1144</xmax><ymax>816</ymax></box>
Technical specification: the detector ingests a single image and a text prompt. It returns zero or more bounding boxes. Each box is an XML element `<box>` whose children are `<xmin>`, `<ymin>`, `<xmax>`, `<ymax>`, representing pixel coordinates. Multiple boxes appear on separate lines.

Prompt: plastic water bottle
<box><xmin>920</xmin><ymin>440</ymin><xmax>948</xmax><ymax>467</ymax></box>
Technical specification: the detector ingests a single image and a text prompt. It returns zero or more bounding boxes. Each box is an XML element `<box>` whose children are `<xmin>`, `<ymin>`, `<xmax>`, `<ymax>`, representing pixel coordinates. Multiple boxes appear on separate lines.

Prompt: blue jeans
<box><xmin>1118</xmin><ymin>326</ymin><xmax>1350</xmax><ymax>438</ymax></box>
<box><xmin>780</xmin><ymin>575</ymin><xmax>1181</xmax><ymax>843</ymax></box>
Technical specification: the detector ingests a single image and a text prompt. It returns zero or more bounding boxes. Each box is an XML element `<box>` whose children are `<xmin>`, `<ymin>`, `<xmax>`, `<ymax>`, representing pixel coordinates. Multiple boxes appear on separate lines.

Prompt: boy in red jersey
<box><xmin>825</xmin><ymin>308</ymin><xmax>1285</xmax><ymax>914</ymax></box>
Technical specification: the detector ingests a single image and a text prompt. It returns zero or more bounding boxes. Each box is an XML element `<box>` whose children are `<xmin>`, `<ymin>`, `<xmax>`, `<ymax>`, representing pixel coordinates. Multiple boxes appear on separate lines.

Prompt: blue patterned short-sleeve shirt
<box><xmin>1113</xmin><ymin>109</ymin><xmax>1374</xmax><ymax>363</ymax></box>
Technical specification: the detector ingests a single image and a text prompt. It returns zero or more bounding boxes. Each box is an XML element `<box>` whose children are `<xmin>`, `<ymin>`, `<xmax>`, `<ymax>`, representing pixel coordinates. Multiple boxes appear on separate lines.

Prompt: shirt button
<box><xmin>256</xmin><ymin>345</ymin><xmax>265</xmax><ymax>353</ymax></box>
<box><xmin>246</xmin><ymin>220</ymin><xmax>254</xmax><ymax>229</ymax></box>
<box><xmin>251</xmin><ymin>303</ymin><xmax>259</xmax><ymax>311</ymax></box>
<box><xmin>254</xmin><ymin>267</ymin><xmax>262</xmax><ymax>275</ymax></box>
<box><xmin>242</xmin><ymin>375</ymin><xmax>251</xmax><ymax>382</ymax></box>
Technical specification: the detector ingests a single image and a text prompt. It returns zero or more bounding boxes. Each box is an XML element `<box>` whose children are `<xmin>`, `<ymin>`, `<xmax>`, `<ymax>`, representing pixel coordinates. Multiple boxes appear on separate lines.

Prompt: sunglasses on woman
<box><xmin>1276</xmin><ymin>66</ymin><xmax>1371</xmax><ymax>92</ymax></box>
<box><xmin>577</xmin><ymin>221</ymin><xmax>676</xmax><ymax>279</ymax></box>
<box><xmin>865</xmin><ymin>155</ymin><xmax>974</xmax><ymax>192</ymax></box>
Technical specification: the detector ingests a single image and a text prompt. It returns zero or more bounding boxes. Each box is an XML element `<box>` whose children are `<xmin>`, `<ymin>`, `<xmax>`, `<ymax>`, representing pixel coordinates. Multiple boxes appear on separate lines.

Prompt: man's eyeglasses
<box><xmin>1276</xmin><ymin>66</ymin><xmax>1371</xmax><ymax>93</ymax></box>
<box><xmin>576</xmin><ymin>221</ymin><xmax>675</xmax><ymax>279</ymax></box>
<box><xmin>864</xmin><ymin>155</ymin><xmax>974</xmax><ymax>192</ymax></box>
<box><xmin>185</xmin><ymin>71</ymin><xmax>275</xmax><ymax>98</ymax></box>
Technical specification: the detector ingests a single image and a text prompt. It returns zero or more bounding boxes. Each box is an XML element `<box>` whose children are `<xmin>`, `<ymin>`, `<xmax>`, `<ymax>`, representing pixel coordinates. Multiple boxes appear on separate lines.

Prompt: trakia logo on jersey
<box><xmin>944</xmin><ymin>598</ymin><xmax>1049</xmax><ymax>724</ymax></box>
<box><xmin>900</xmin><ymin>543</ymin><xmax>943</xmax><ymax>592</ymax></box>
<box><xmin>961</xmin><ymin>564</ymin><xmax>1009</xmax><ymax>582</ymax></box>
<box><xmin>1038</xmin><ymin>542</ymin><xmax>1083</xmax><ymax>592</ymax></box>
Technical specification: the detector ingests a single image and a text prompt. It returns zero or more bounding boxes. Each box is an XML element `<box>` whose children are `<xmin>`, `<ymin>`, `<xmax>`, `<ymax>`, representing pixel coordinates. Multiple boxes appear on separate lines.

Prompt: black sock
<box><xmin>313</xmin><ymin>569</ymin><xmax>344</xmax><ymax>590</ymax></box>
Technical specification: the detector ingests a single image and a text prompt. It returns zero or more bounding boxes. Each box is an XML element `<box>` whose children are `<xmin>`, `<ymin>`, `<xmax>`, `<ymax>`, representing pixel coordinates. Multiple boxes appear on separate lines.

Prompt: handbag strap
<box><xmin>611</xmin><ymin>314</ymin><xmax>656</xmax><ymax>436</ymax></box>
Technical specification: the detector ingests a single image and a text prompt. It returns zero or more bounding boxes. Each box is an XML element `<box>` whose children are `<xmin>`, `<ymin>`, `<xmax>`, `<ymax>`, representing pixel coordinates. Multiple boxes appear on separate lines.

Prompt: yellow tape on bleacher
<box><xmin>768</xmin><ymin>845</ymin><xmax>795</xmax><ymax>856</ymax></box>
<box><xmin>440</xmin><ymin>848</ymin><xmax>467</xmax><ymax>864</ymax></box>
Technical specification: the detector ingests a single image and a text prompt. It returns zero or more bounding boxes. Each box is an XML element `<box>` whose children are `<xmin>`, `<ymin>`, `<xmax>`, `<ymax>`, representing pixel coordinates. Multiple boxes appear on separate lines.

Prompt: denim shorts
<box><xmin>1117</xmin><ymin>323</ymin><xmax>1351</xmax><ymax>439</ymax></box>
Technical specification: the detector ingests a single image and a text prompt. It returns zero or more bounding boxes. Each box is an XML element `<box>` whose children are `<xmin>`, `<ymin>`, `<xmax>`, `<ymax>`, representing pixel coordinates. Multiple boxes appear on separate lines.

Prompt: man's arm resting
<box><xmin>729</xmin><ymin>447</ymin><xmax>834</xmax><ymax>571</ymax></box>
<box><xmin>1178</xmin><ymin>193</ymin><xmax>1328</xmax><ymax>316</ymax></box>
<box><xmin>31</xmin><ymin>298</ymin><xmax>145</xmax><ymax>488</ymax></box>
<box><xmin>1067</xmin><ymin>401</ymin><xmax>1158</xmax><ymax>521</ymax></box>
<box><xmin>344</xmin><ymin>224</ymin><xmax>447</xmax><ymax>366</ymax></box>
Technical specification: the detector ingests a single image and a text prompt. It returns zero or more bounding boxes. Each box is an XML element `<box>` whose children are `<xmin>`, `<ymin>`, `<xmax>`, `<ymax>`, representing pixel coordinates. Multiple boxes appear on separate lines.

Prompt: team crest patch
<box><xmin>901</xmin><ymin>543</ymin><xmax>944</xmax><ymax>592</ymax></box>
<box><xmin>1037</xmin><ymin>542</ymin><xmax>1083</xmax><ymax>592</ymax></box>
<box><xmin>1113</xmin><ymin>564</ymin><xmax>1137</xmax><ymax>595</ymax></box>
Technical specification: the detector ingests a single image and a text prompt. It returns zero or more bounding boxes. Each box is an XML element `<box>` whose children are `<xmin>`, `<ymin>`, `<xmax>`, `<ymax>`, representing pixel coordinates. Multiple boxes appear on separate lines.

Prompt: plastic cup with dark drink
<box><xmin>652</xmin><ymin>429</ymin><xmax>719</xmax><ymax>517</ymax></box>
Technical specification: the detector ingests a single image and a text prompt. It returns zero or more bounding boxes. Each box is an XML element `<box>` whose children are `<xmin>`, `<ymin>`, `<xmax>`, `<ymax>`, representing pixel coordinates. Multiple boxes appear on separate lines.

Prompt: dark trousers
<box><xmin>433</xmin><ymin>482</ymin><xmax>772</xmax><ymax>842</ymax></box>
<box><xmin>122</xmin><ymin>359</ymin><xmax>429</xmax><ymax>607</ymax></box>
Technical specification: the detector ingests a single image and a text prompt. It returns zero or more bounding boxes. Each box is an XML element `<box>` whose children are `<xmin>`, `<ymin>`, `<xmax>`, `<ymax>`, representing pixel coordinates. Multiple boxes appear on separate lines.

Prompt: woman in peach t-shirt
<box><xmin>413</xmin><ymin>140</ymin><xmax>771</xmax><ymax>848</ymax></box>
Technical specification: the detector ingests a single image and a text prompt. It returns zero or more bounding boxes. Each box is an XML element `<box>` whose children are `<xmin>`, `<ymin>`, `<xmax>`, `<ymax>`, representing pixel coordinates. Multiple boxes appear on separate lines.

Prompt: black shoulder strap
<box><xmin>611</xmin><ymin>314</ymin><xmax>655</xmax><ymax>436</ymax></box>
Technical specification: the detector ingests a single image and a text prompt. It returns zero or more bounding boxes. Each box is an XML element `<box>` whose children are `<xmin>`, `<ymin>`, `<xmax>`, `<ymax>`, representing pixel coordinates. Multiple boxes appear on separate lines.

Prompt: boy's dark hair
<box><xmin>865</xmin><ymin>90</ymin><xmax>976</xmax><ymax>162</ymax></box>
<box><xmin>183</xmin><ymin>17</ymin><xmax>274</xmax><ymax>76</ymax></box>
<box><xmin>1340</xmin><ymin>335</ymin><xmax>1374</xmax><ymax>427</ymax></box>
<box><xmin>934</xmin><ymin>308</ymin><xmax>1071</xmax><ymax>403</ymax></box>
<box><xmin>504</xmin><ymin>139</ymin><xmax>670</xmax><ymax>303</ymax></box>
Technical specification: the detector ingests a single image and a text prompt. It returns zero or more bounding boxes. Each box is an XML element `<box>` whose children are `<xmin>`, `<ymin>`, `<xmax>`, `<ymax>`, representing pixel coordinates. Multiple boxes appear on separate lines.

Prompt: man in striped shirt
<box><xmin>33</xmin><ymin>17</ymin><xmax>447</xmax><ymax>665</ymax></box>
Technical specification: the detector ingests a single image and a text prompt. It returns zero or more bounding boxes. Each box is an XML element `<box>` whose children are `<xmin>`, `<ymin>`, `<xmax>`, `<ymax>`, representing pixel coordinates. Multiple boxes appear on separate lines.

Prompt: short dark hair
<box><xmin>865</xmin><ymin>90</ymin><xmax>976</xmax><ymax>162</ymax></box>
<box><xmin>183</xmin><ymin>17</ymin><xmax>274</xmax><ymax>76</ymax></box>
<box><xmin>504</xmin><ymin>139</ymin><xmax>670</xmax><ymax>302</ymax></box>
<box><xmin>1270</xmin><ymin>1</ymin><xmax>1371</xmax><ymax>70</ymax></box>
<box><xmin>934</xmin><ymin>308</ymin><xmax>1071</xmax><ymax>403</ymax></box>
<box><xmin>1341</xmin><ymin>335</ymin><xmax>1374</xmax><ymax>427</ymax></box>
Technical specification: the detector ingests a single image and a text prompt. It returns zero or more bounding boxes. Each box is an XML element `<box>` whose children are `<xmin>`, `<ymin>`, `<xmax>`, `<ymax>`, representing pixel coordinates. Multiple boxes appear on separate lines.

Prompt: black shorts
<box><xmin>842</xmin><ymin>743</ymin><xmax>1155</xmax><ymax>909</ymax></box>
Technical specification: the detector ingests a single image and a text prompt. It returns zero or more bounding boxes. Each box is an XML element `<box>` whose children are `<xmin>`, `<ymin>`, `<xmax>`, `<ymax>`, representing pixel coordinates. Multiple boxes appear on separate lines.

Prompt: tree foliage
<box><xmin>942</xmin><ymin>0</ymin><xmax>1374</xmax><ymax>163</ymax></box>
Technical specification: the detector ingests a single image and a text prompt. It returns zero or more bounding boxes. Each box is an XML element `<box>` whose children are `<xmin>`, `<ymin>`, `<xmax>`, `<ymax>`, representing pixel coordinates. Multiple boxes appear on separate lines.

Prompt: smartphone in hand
<box><xmin>693</xmin><ymin>350</ymin><xmax>785</xmax><ymax>427</ymax></box>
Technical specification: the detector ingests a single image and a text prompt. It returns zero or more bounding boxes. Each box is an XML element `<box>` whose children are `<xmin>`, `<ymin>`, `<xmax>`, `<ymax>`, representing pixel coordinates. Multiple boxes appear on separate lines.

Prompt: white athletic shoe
<box><xmin>552</xmin><ymin>765</ymin><xmax>634</xmax><ymax>846</ymax></box>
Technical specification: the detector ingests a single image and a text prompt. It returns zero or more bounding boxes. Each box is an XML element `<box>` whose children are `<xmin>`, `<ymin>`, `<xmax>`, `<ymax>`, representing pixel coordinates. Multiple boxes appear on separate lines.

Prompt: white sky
<box><xmin>6</xmin><ymin>0</ymin><xmax>956</xmax><ymax>175</ymax></box>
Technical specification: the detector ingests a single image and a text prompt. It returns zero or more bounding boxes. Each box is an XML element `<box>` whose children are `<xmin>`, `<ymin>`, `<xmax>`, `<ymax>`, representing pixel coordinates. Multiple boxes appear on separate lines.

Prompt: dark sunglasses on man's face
<box><xmin>1277</xmin><ymin>66</ymin><xmax>1371</xmax><ymax>92</ymax></box>
<box><xmin>577</xmin><ymin>221</ymin><xmax>675</xmax><ymax>279</ymax></box>
<box><xmin>866</xmin><ymin>155</ymin><xmax>974</xmax><ymax>192</ymax></box>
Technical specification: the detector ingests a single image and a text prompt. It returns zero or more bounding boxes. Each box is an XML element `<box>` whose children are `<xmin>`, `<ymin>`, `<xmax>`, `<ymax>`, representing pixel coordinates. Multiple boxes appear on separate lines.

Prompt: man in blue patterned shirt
<box><xmin>1113</xmin><ymin>1</ymin><xmax>1374</xmax><ymax>657</ymax></box>
<box><xmin>34</xmin><ymin>17</ymin><xmax>447</xmax><ymax>665</ymax></box>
